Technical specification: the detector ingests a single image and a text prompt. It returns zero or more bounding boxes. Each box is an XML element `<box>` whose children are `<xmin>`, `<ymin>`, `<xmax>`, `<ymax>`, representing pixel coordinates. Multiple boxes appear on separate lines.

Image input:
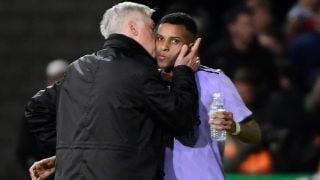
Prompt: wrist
<box><xmin>231</xmin><ymin>122</ymin><xmax>241</xmax><ymax>136</ymax></box>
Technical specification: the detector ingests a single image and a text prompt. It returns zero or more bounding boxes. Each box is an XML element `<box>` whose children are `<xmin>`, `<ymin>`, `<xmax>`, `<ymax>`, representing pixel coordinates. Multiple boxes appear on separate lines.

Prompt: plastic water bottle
<box><xmin>209</xmin><ymin>92</ymin><xmax>226</xmax><ymax>141</ymax></box>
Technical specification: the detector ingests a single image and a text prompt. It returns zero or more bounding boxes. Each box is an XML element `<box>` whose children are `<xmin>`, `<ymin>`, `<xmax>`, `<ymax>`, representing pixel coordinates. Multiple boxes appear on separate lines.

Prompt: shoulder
<box><xmin>196</xmin><ymin>65</ymin><xmax>230</xmax><ymax>85</ymax></box>
<box><xmin>198</xmin><ymin>65</ymin><xmax>223</xmax><ymax>74</ymax></box>
<box><xmin>68</xmin><ymin>53</ymin><xmax>98</xmax><ymax>69</ymax></box>
<box><xmin>196</xmin><ymin>65</ymin><xmax>235</xmax><ymax>88</ymax></box>
<box><xmin>79</xmin><ymin>52</ymin><xmax>105</xmax><ymax>62</ymax></box>
<box><xmin>198</xmin><ymin>65</ymin><xmax>224</xmax><ymax>74</ymax></box>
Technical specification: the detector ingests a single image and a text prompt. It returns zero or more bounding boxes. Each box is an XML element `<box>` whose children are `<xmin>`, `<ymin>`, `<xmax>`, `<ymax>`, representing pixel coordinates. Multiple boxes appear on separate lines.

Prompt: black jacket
<box><xmin>25</xmin><ymin>34</ymin><xmax>198</xmax><ymax>180</ymax></box>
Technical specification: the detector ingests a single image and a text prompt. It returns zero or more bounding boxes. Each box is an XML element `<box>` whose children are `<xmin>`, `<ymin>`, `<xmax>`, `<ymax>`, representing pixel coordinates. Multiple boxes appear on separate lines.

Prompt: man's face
<box><xmin>229</xmin><ymin>14</ymin><xmax>254</xmax><ymax>44</ymax></box>
<box><xmin>156</xmin><ymin>23</ymin><xmax>194</xmax><ymax>70</ymax></box>
<box><xmin>135</xmin><ymin>15</ymin><xmax>156</xmax><ymax>58</ymax></box>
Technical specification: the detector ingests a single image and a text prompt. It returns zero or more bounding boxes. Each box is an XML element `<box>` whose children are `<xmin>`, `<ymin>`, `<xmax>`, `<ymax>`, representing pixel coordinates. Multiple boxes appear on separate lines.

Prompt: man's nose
<box><xmin>161</xmin><ymin>43</ymin><xmax>169</xmax><ymax>51</ymax></box>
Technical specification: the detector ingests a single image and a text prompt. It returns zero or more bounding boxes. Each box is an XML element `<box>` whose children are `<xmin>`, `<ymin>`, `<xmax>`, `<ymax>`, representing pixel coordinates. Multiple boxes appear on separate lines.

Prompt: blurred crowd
<box><xmin>16</xmin><ymin>0</ymin><xmax>320</xmax><ymax>177</ymax></box>
<box><xmin>200</xmin><ymin>0</ymin><xmax>320</xmax><ymax>174</ymax></box>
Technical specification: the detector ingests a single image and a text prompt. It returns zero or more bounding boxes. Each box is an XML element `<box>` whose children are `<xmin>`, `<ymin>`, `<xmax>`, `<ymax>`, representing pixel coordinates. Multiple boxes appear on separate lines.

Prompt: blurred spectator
<box><xmin>305</xmin><ymin>72</ymin><xmax>320</xmax><ymax>114</ymax></box>
<box><xmin>225</xmin><ymin>66</ymin><xmax>307</xmax><ymax>173</ymax></box>
<box><xmin>203</xmin><ymin>6</ymin><xmax>279</xmax><ymax>102</ymax></box>
<box><xmin>45</xmin><ymin>59</ymin><xmax>69</xmax><ymax>86</ymax></box>
<box><xmin>285</xmin><ymin>0</ymin><xmax>318</xmax><ymax>41</ymax></box>
<box><xmin>257</xmin><ymin>30</ymin><xmax>285</xmax><ymax>58</ymax></box>
<box><xmin>224</xmin><ymin>67</ymin><xmax>272</xmax><ymax>174</ymax></box>
<box><xmin>232</xmin><ymin>67</ymin><xmax>261</xmax><ymax>110</ymax></box>
<box><xmin>244</xmin><ymin>0</ymin><xmax>261</xmax><ymax>9</ymax></box>
<box><xmin>250</xmin><ymin>1</ymin><xmax>286</xmax><ymax>58</ymax></box>
<box><xmin>16</xmin><ymin>58</ymin><xmax>68</xmax><ymax>179</ymax></box>
<box><xmin>276</xmin><ymin>61</ymin><xmax>297</xmax><ymax>93</ymax></box>
<box><xmin>258</xmin><ymin>86</ymin><xmax>305</xmax><ymax>172</ymax></box>
<box><xmin>288</xmin><ymin>6</ymin><xmax>320</xmax><ymax>95</ymax></box>
<box><xmin>251</xmin><ymin>1</ymin><xmax>274</xmax><ymax>34</ymax></box>
<box><xmin>303</xmin><ymin>73</ymin><xmax>320</xmax><ymax>172</ymax></box>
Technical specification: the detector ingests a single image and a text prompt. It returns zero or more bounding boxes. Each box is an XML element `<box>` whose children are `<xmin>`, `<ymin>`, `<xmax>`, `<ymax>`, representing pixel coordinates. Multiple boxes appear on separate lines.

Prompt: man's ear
<box><xmin>129</xmin><ymin>21</ymin><xmax>138</xmax><ymax>36</ymax></box>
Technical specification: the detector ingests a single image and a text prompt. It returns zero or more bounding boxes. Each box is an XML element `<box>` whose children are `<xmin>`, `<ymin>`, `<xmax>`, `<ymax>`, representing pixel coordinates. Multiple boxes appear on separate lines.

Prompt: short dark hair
<box><xmin>158</xmin><ymin>12</ymin><xmax>197</xmax><ymax>37</ymax></box>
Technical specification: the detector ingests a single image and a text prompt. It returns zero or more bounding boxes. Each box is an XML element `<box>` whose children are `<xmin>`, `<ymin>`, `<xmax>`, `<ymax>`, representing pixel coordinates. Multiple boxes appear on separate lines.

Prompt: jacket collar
<box><xmin>103</xmin><ymin>34</ymin><xmax>154</xmax><ymax>58</ymax></box>
<box><xmin>102</xmin><ymin>34</ymin><xmax>156</xmax><ymax>67</ymax></box>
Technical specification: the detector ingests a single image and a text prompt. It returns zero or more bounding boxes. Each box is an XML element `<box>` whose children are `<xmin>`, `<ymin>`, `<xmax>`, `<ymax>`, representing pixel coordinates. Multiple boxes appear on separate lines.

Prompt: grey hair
<box><xmin>100</xmin><ymin>2</ymin><xmax>155</xmax><ymax>39</ymax></box>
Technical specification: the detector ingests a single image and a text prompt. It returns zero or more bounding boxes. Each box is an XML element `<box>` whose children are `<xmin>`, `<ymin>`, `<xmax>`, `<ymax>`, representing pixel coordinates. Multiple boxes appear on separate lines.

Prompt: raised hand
<box><xmin>174</xmin><ymin>38</ymin><xmax>201</xmax><ymax>72</ymax></box>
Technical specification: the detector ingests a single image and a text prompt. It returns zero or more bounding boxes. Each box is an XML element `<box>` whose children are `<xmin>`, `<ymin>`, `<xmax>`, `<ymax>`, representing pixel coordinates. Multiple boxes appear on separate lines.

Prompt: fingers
<box><xmin>187</xmin><ymin>56</ymin><xmax>200</xmax><ymax>72</ymax></box>
<box><xmin>209</xmin><ymin>112</ymin><xmax>234</xmax><ymax>131</ymax></box>
<box><xmin>210</xmin><ymin>120</ymin><xmax>233</xmax><ymax>130</ymax></box>
<box><xmin>29</xmin><ymin>164</ymin><xmax>39</xmax><ymax>180</ymax></box>
<box><xmin>40</xmin><ymin>167</ymin><xmax>56</xmax><ymax>179</ymax></box>
<box><xmin>195</xmin><ymin>56</ymin><xmax>200</xmax><ymax>64</ymax></box>
<box><xmin>175</xmin><ymin>45</ymin><xmax>189</xmax><ymax>65</ymax></box>
<box><xmin>188</xmin><ymin>38</ymin><xmax>201</xmax><ymax>57</ymax></box>
<box><xmin>177</xmin><ymin>38</ymin><xmax>201</xmax><ymax>59</ymax></box>
<box><xmin>29</xmin><ymin>157</ymin><xmax>56</xmax><ymax>180</ymax></box>
<box><xmin>183</xmin><ymin>38</ymin><xmax>201</xmax><ymax>66</ymax></box>
<box><xmin>209</xmin><ymin>112</ymin><xmax>233</xmax><ymax>120</ymax></box>
<box><xmin>174</xmin><ymin>38</ymin><xmax>202</xmax><ymax>68</ymax></box>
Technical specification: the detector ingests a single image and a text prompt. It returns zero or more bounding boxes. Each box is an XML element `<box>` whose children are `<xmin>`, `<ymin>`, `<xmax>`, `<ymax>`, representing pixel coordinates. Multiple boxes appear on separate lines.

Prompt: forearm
<box><xmin>143</xmin><ymin>66</ymin><xmax>198</xmax><ymax>134</ymax></box>
<box><xmin>236</xmin><ymin>119</ymin><xmax>261</xmax><ymax>144</ymax></box>
<box><xmin>25</xmin><ymin>82</ymin><xmax>61</xmax><ymax>148</ymax></box>
<box><xmin>169</xmin><ymin>66</ymin><xmax>198</xmax><ymax>132</ymax></box>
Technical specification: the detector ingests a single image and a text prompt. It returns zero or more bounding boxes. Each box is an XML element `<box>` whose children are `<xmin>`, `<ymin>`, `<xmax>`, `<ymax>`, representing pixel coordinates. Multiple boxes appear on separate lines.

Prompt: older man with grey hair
<box><xmin>26</xmin><ymin>1</ymin><xmax>201</xmax><ymax>180</ymax></box>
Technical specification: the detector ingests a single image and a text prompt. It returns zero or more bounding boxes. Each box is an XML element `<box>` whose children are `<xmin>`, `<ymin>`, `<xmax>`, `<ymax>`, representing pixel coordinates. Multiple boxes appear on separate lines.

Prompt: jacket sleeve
<box><xmin>25</xmin><ymin>82</ymin><xmax>61</xmax><ymax>151</ymax></box>
<box><xmin>142</xmin><ymin>65</ymin><xmax>198</xmax><ymax>135</ymax></box>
